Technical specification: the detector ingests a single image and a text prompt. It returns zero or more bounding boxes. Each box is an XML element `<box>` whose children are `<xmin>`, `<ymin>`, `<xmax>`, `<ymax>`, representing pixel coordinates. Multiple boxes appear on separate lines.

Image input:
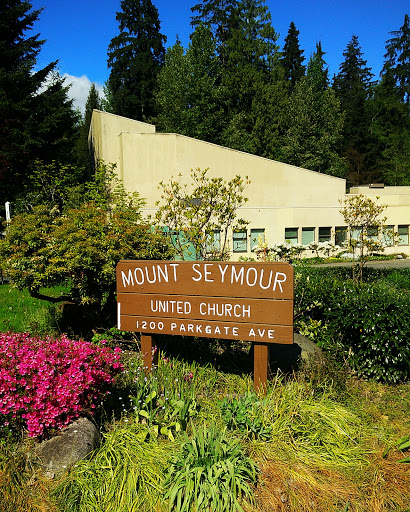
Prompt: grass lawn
<box><xmin>0</xmin><ymin>283</ymin><xmax>69</xmax><ymax>333</ymax></box>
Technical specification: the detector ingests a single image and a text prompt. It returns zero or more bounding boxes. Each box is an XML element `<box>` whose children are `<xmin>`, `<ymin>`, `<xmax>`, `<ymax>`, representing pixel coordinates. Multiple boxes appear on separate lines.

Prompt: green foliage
<box><xmin>54</xmin><ymin>422</ymin><xmax>171</xmax><ymax>512</ymax></box>
<box><xmin>295</xmin><ymin>266</ymin><xmax>410</xmax><ymax>384</ymax></box>
<box><xmin>15</xmin><ymin>160</ymin><xmax>86</xmax><ymax>212</ymax></box>
<box><xmin>155</xmin><ymin>24</ymin><xmax>224</xmax><ymax>143</ymax></box>
<box><xmin>218</xmin><ymin>392</ymin><xmax>273</xmax><ymax>440</ymax></box>
<box><xmin>76</xmin><ymin>83</ymin><xmax>102</xmax><ymax>174</ymax></box>
<box><xmin>155</xmin><ymin>167</ymin><xmax>249</xmax><ymax>260</ymax></box>
<box><xmin>0</xmin><ymin>282</ymin><xmax>67</xmax><ymax>334</ymax></box>
<box><xmin>339</xmin><ymin>194</ymin><xmax>394</xmax><ymax>281</ymax></box>
<box><xmin>129</xmin><ymin>368</ymin><xmax>199</xmax><ymax>441</ymax></box>
<box><xmin>0</xmin><ymin>1</ymin><xmax>80</xmax><ymax>207</ymax></box>
<box><xmin>397</xmin><ymin>434</ymin><xmax>410</xmax><ymax>463</ymax></box>
<box><xmin>279</xmin><ymin>21</ymin><xmax>306</xmax><ymax>91</ymax></box>
<box><xmin>0</xmin><ymin>163</ymin><xmax>173</xmax><ymax>312</ymax></box>
<box><xmin>281</xmin><ymin>47</ymin><xmax>347</xmax><ymax>177</ymax></box>
<box><xmin>164</xmin><ymin>424</ymin><xmax>257</xmax><ymax>512</ymax></box>
<box><xmin>382</xmin><ymin>13</ymin><xmax>410</xmax><ymax>104</ymax></box>
<box><xmin>106</xmin><ymin>0</ymin><xmax>166</xmax><ymax>120</ymax></box>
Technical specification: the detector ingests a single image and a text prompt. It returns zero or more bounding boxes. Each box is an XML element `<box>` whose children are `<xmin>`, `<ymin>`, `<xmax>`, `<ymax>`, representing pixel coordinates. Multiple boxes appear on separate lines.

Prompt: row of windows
<box><xmin>226</xmin><ymin>225</ymin><xmax>410</xmax><ymax>254</ymax></box>
<box><xmin>284</xmin><ymin>225</ymin><xmax>409</xmax><ymax>247</ymax></box>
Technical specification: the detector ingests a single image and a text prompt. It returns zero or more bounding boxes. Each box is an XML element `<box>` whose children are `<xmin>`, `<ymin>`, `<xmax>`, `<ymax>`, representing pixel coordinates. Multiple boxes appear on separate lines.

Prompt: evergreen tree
<box><xmin>191</xmin><ymin>0</ymin><xmax>239</xmax><ymax>65</ymax></box>
<box><xmin>107</xmin><ymin>0</ymin><xmax>166</xmax><ymax>121</ymax></box>
<box><xmin>281</xmin><ymin>48</ymin><xmax>346</xmax><ymax>177</ymax></box>
<box><xmin>382</xmin><ymin>13</ymin><xmax>410</xmax><ymax>104</ymax></box>
<box><xmin>333</xmin><ymin>35</ymin><xmax>376</xmax><ymax>185</ymax></box>
<box><xmin>279</xmin><ymin>21</ymin><xmax>306</xmax><ymax>91</ymax></box>
<box><xmin>215</xmin><ymin>0</ymin><xmax>279</xmax><ymax>150</ymax></box>
<box><xmin>155</xmin><ymin>27</ymin><xmax>222</xmax><ymax>142</ymax></box>
<box><xmin>368</xmin><ymin>71</ymin><xmax>410</xmax><ymax>185</ymax></box>
<box><xmin>0</xmin><ymin>0</ymin><xmax>79</xmax><ymax>208</ymax></box>
<box><xmin>77</xmin><ymin>83</ymin><xmax>102</xmax><ymax>175</ymax></box>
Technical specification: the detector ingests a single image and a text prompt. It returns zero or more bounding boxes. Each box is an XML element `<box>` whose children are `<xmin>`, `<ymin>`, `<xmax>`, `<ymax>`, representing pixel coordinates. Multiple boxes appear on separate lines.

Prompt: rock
<box><xmin>269</xmin><ymin>333</ymin><xmax>322</xmax><ymax>373</ymax></box>
<box><xmin>294</xmin><ymin>333</ymin><xmax>322</xmax><ymax>361</ymax></box>
<box><xmin>35</xmin><ymin>417</ymin><xmax>99</xmax><ymax>479</ymax></box>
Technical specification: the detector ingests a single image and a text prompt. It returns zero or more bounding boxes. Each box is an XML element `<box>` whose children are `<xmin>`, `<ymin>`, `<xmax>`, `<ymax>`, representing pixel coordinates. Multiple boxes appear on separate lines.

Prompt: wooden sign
<box><xmin>116</xmin><ymin>261</ymin><xmax>294</xmax><ymax>390</ymax></box>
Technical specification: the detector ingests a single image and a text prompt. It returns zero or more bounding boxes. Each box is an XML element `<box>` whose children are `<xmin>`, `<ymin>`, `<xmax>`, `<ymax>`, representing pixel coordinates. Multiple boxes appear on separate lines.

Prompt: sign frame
<box><xmin>116</xmin><ymin>260</ymin><xmax>294</xmax><ymax>390</ymax></box>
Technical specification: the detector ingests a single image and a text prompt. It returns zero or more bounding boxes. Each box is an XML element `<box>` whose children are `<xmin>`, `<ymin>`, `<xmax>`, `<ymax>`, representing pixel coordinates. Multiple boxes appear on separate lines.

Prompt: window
<box><xmin>302</xmin><ymin>227</ymin><xmax>315</xmax><ymax>245</ymax></box>
<box><xmin>233</xmin><ymin>230</ymin><xmax>247</xmax><ymax>252</ymax></box>
<box><xmin>398</xmin><ymin>225</ymin><xmax>409</xmax><ymax>245</ymax></box>
<box><xmin>285</xmin><ymin>228</ymin><xmax>298</xmax><ymax>244</ymax></box>
<box><xmin>383</xmin><ymin>225</ymin><xmax>395</xmax><ymax>247</ymax></box>
<box><xmin>206</xmin><ymin>230</ymin><xmax>221</xmax><ymax>253</ymax></box>
<box><xmin>350</xmin><ymin>227</ymin><xmax>362</xmax><ymax>242</ymax></box>
<box><xmin>250</xmin><ymin>228</ymin><xmax>265</xmax><ymax>251</ymax></box>
<box><xmin>367</xmin><ymin>226</ymin><xmax>379</xmax><ymax>241</ymax></box>
<box><xmin>335</xmin><ymin>226</ymin><xmax>347</xmax><ymax>246</ymax></box>
<box><xmin>319</xmin><ymin>227</ymin><xmax>331</xmax><ymax>242</ymax></box>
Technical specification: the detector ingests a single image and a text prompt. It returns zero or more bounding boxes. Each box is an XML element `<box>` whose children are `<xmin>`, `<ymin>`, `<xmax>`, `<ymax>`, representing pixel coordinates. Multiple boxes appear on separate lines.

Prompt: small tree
<box><xmin>155</xmin><ymin>168</ymin><xmax>250</xmax><ymax>260</ymax></box>
<box><xmin>0</xmin><ymin>163</ymin><xmax>173</xmax><ymax>313</ymax></box>
<box><xmin>339</xmin><ymin>194</ymin><xmax>396</xmax><ymax>281</ymax></box>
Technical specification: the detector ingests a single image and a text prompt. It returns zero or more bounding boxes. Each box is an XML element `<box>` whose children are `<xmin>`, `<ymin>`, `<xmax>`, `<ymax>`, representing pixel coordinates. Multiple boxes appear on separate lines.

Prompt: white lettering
<box><xmin>246</xmin><ymin>267</ymin><xmax>258</xmax><ymax>286</ymax></box>
<box><xmin>259</xmin><ymin>269</ymin><xmax>273</xmax><ymax>290</ymax></box>
<box><xmin>121</xmin><ymin>269</ymin><xmax>134</xmax><ymax>287</ymax></box>
<box><xmin>233</xmin><ymin>327</ymin><xmax>238</xmax><ymax>336</ymax></box>
<box><xmin>191</xmin><ymin>263</ymin><xmax>202</xmax><ymax>281</ymax></box>
<box><xmin>218</xmin><ymin>264</ymin><xmax>229</xmax><ymax>283</ymax></box>
<box><xmin>171</xmin><ymin>322</ymin><xmax>177</xmax><ymax>331</ymax></box>
<box><xmin>204</xmin><ymin>263</ymin><xmax>214</xmax><ymax>282</ymax></box>
<box><xmin>249</xmin><ymin>328</ymin><xmax>256</xmax><ymax>337</ymax></box>
<box><xmin>157</xmin><ymin>265</ymin><xmax>169</xmax><ymax>282</ymax></box>
<box><xmin>273</xmin><ymin>272</ymin><xmax>287</xmax><ymax>292</ymax></box>
<box><xmin>169</xmin><ymin>263</ymin><xmax>179</xmax><ymax>281</ymax></box>
<box><xmin>268</xmin><ymin>330</ymin><xmax>274</xmax><ymax>339</ymax></box>
<box><xmin>134</xmin><ymin>267</ymin><xmax>144</xmax><ymax>285</ymax></box>
<box><xmin>231</xmin><ymin>266</ymin><xmax>244</xmax><ymax>285</ymax></box>
<box><xmin>243</xmin><ymin>305</ymin><xmax>251</xmax><ymax>318</ymax></box>
<box><xmin>145</xmin><ymin>266</ymin><xmax>157</xmax><ymax>283</ymax></box>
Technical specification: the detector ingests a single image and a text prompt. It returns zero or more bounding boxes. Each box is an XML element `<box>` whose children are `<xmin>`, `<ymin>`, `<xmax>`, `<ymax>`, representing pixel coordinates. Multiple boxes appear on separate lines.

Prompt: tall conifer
<box><xmin>0</xmin><ymin>0</ymin><xmax>79</xmax><ymax>208</ymax></box>
<box><xmin>107</xmin><ymin>0</ymin><xmax>166</xmax><ymax>121</ymax></box>
<box><xmin>279</xmin><ymin>22</ymin><xmax>306</xmax><ymax>91</ymax></box>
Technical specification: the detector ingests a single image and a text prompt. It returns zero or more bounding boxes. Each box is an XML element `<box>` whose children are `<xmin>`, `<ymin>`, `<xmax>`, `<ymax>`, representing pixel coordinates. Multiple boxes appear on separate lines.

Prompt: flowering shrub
<box><xmin>0</xmin><ymin>332</ymin><xmax>123</xmax><ymax>437</ymax></box>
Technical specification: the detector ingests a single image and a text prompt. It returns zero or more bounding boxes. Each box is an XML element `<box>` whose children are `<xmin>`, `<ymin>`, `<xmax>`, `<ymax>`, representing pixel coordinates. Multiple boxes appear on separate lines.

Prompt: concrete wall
<box><xmin>90</xmin><ymin>110</ymin><xmax>410</xmax><ymax>258</ymax></box>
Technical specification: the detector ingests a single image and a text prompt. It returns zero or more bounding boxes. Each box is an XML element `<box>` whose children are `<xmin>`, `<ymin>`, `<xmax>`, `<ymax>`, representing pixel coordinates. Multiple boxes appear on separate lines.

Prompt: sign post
<box><xmin>116</xmin><ymin>261</ymin><xmax>294</xmax><ymax>390</ymax></box>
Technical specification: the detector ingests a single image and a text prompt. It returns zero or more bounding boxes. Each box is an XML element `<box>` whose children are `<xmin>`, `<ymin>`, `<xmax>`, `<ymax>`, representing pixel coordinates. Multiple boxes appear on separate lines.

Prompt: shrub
<box><xmin>0</xmin><ymin>332</ymin><xmax>123</xmax><ymax>437</ymax></box>
<box><xmin>295</xmin><ymin>267</ymin><xmax>410</xmax><ymax>384</ymax></box>
<box><xmin>164</xmin><ymin>424</ymin><xmax>257</xmax><ymax>511</ymax></box>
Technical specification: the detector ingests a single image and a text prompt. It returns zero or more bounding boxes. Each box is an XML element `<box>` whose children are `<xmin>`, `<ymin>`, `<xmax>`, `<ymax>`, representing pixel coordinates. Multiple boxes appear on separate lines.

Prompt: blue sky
<box><xmin>30</xmin><ymin>0</ymin><xmax>409</xmax><ymax>113</ymax></box>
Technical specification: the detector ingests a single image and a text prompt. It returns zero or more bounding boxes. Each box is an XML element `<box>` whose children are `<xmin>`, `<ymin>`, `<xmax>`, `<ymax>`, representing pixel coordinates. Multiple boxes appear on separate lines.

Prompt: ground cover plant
<box><xmin>0</xmin><ymin>332</ymin><xmax>122</xmax><ymax>437</ymax></box>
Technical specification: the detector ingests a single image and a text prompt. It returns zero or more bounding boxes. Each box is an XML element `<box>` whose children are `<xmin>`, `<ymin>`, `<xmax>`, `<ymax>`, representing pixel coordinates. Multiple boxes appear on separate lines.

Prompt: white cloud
<box><xmin>62</xmin><ymin>74</ymin><xmax>105</xmax><ymax>115</ymax></box>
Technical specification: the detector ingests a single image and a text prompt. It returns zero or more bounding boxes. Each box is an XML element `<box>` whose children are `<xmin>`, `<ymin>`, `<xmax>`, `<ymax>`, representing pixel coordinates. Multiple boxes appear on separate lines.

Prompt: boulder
<box><xmin>35</xmin><ymin>417</ymin><xmax>99</xmax><ymax>479</ymax></box>
<box><xmin>269</xmin><ymin>333</ymin><xmax>322</xmax><ymax>373</ymax></box>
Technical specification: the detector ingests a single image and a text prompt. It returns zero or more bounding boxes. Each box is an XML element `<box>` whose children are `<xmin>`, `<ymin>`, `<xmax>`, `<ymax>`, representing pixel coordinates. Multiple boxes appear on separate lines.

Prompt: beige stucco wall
<box><xmin>90</xmin><ymin>110</ymin><xmax>410</xmax><ymax>258</ymax></box>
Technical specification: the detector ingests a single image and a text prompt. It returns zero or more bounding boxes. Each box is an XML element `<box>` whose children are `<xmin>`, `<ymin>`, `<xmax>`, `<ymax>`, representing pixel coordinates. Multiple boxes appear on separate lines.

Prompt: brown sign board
<box><xmin>116</xmin><ymin>261</ymin><xmax>294</xmax><ymax>344</ymax></box>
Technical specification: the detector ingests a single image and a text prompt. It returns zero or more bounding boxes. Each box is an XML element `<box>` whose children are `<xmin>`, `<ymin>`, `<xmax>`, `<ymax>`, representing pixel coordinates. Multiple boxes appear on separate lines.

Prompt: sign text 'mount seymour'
<box><xmin>116</xmin><ymin>261</ymin><xmax>294</xmax><ymax>344</ymax></box>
